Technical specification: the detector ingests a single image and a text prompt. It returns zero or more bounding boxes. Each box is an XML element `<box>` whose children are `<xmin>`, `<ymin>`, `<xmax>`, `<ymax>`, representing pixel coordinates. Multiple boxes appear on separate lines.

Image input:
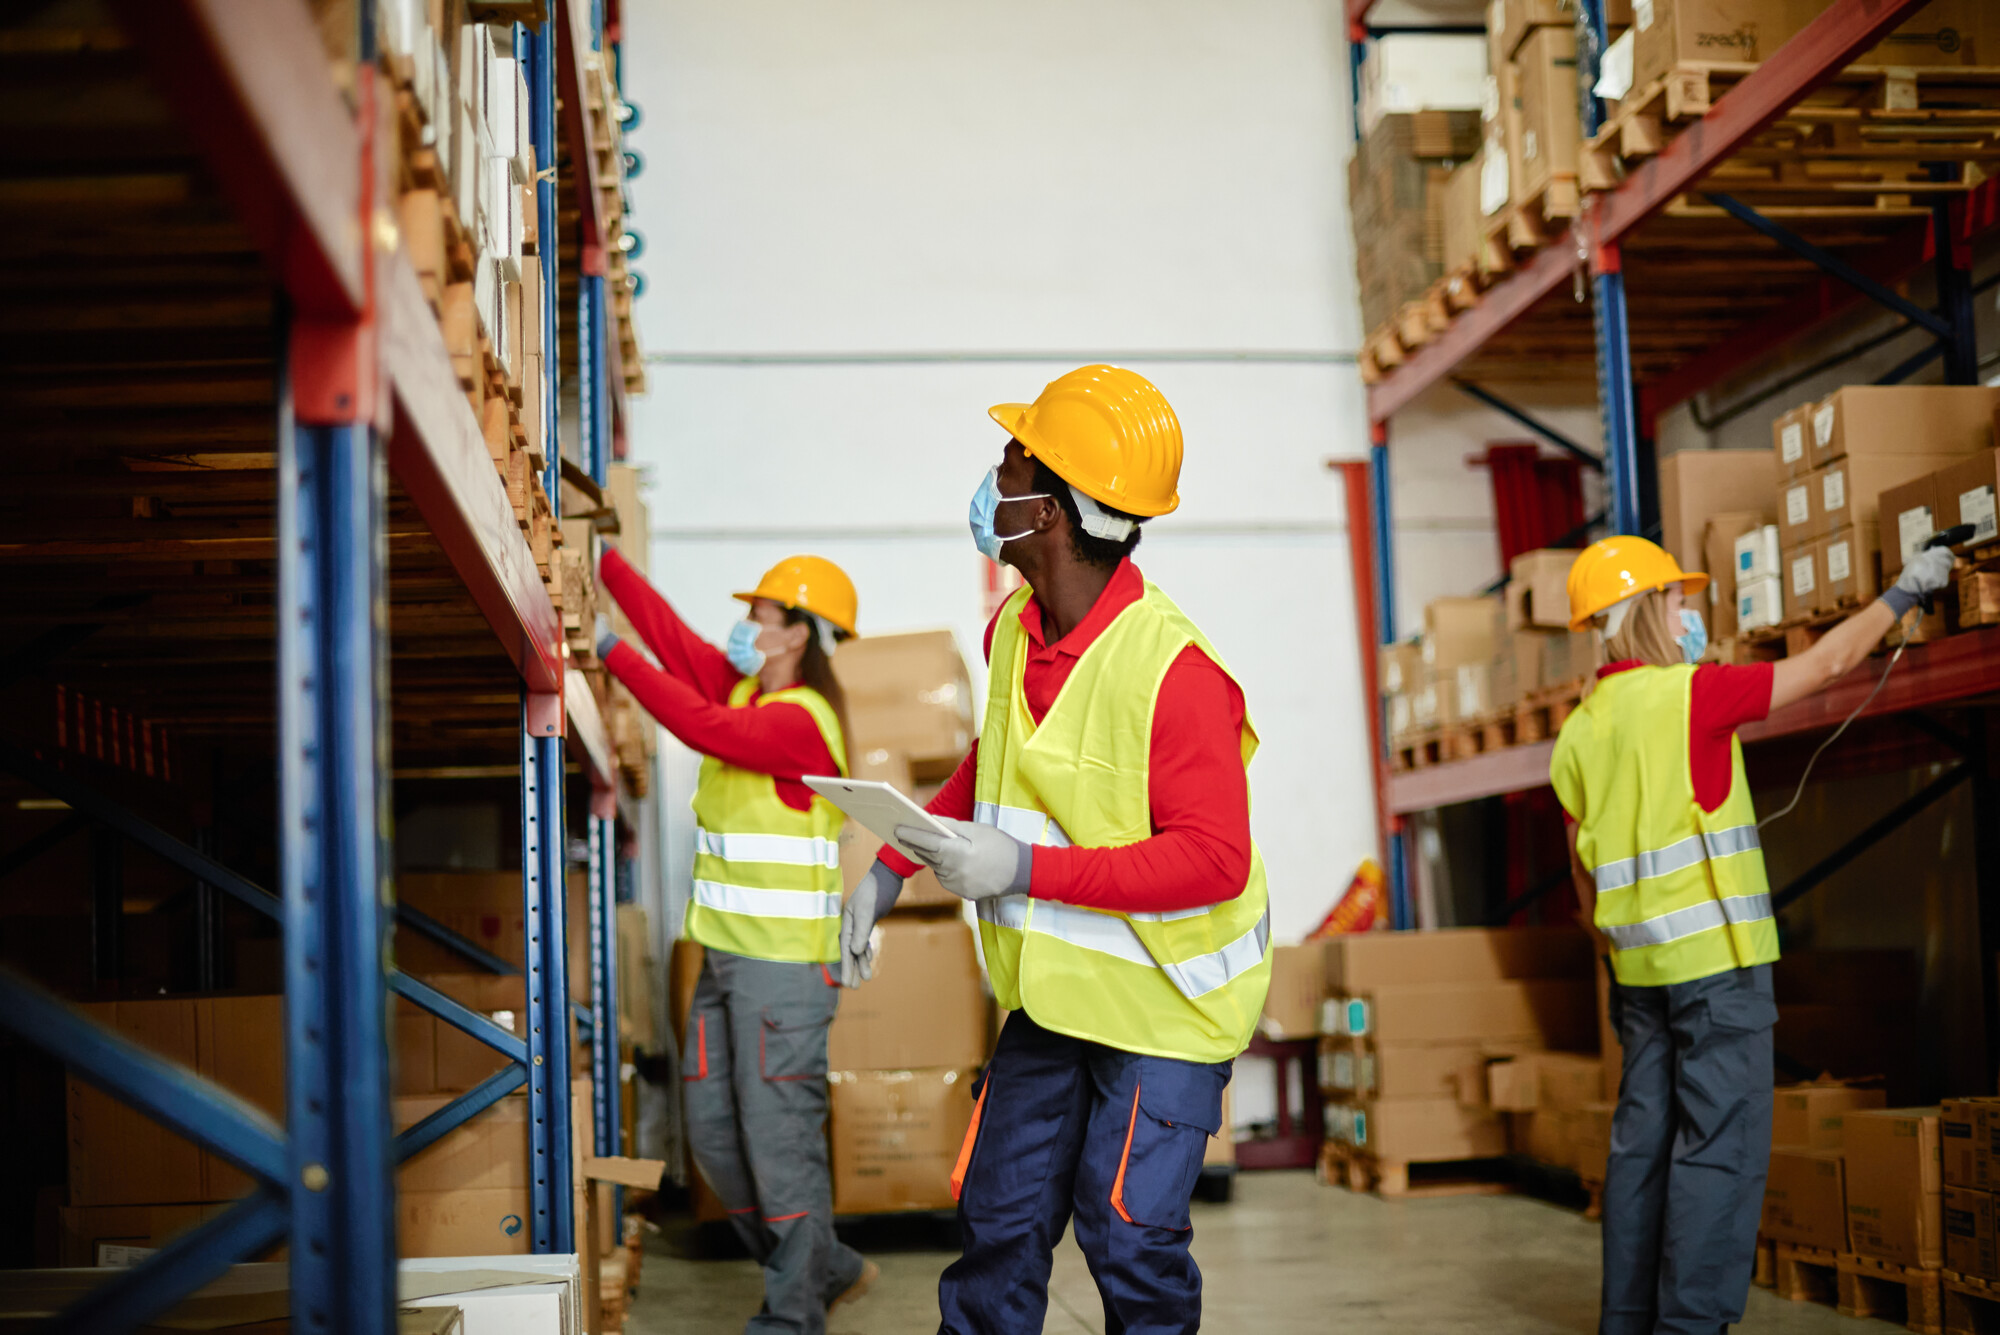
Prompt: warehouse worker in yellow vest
<box><xmin>839</xmin><ymin>365</ymin><xmax>1271</xmax><ymax>1335</ymax></box>
<box><xmin>1551</xmin><ymin>535</ymin><xmax>1953</xmax><ymax>1335</ymax></box>
<box><xmin>597</xmin><ymin>551</ymin><xmax>878</xmax><ymax>1334</ymax></box>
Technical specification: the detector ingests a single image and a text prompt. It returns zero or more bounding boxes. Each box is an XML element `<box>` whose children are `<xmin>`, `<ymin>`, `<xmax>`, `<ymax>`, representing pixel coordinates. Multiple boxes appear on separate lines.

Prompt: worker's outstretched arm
<box><xmin>597</xmin><ymin>547</ymin><xmax>742</xmax><ymax>702</ymax></box>
<box><xmin>1768</xmin><ymin>548</ymin><xmax>1953</xmax><ymax>713</ymax></box>
<box><xmin>601</xmin><ymin>641</ymin><xmax>833</xmax><ymax>778</ymax></box>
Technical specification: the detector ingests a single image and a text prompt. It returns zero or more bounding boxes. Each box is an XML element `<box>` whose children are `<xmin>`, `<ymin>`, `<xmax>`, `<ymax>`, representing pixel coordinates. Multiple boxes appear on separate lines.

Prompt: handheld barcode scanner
<box><xmin>1918</xmin><ymin>524</ymin><xmax>1976</xmax><ymax>615</ymax></box>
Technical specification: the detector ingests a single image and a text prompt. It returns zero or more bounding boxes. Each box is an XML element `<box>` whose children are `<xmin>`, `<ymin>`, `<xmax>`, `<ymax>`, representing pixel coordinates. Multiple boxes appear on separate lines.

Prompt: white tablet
<box><xmin>803</xmin><ymin>777</ymin><xmax>964</xmax><ymax>863</ymax></box>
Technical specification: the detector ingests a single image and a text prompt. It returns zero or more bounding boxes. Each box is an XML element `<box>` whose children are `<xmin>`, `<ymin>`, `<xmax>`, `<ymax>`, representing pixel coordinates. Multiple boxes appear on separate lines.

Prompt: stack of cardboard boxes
<box><xmin>1944</xmin><ymin>1097</ymin><xmax>2000</xmax><ymax>1283</ymax></box>
<box><xmin>1769</xmin><ymin>387</ymin><xmax>2000</xmax><ymax>632</ymax></box>
<box><xmin>1317</xmin><ymin>927</ymin><xmax>1599</xmax><ymax>1176</ymax></box>
<box><xmin>1874</xmin><ymin>404</ymin><xmax>2000</xmax><ymax>631</ymax></box>
<box><xmin>1349</xmin><ymin>109</ymin><xmax>1484</xmax><ymax>337</ymax></box>
<box><xmin>1381</xmin><ymin>557</ymin><xmax>1595</xmax><ymax>753</ymax></box>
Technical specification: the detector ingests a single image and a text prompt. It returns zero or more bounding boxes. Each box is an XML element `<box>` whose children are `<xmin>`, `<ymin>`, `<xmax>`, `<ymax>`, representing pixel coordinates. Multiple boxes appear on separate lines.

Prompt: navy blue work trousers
<box><xmin>937</xmin><ymin>1012</ymin><xmax>1230</xmax><ymax>1335</ymax></box>
<box><xmin>1601</xmin><ymin>962</ymin><xmax>1776</xmax><ymax>1335</ymax></box>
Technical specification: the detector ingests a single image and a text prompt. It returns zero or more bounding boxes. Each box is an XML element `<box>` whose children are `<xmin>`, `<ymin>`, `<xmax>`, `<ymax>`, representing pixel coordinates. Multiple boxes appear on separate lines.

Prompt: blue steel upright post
<box><xmin>1578</xmin><ymin>0</ymin><xmax>1642</xmax><ymax>536</ymax></box>
<box><xmin>1367</xmin><ymin>423</ymin><xmax>1414</xmax><ymax>929</ymax></box>
<box><xmin>521</xmin><ymin>16</ymin><xmax>576</xmax><ymax>1256</ymax></box>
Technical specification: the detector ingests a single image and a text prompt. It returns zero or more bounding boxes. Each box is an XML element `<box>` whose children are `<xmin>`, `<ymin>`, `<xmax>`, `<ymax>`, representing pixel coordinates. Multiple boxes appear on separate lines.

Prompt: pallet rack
<box><xmin>1346</xmin><ymin>0</ymin><xmax>2000</xmax><ymax>1069</ymax></box>
<box><xmin>0</xmin><ymin>0</ymin><xmax>646</xmax><ymax>1328</ymax></box>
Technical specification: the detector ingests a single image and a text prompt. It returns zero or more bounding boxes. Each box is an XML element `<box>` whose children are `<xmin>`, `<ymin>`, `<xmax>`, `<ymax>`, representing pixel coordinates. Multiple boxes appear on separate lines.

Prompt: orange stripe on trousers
<box><xmin>950</xmin><ymin>1077</ymin><xmax>992</xmax><ymax>1202</ymax></box>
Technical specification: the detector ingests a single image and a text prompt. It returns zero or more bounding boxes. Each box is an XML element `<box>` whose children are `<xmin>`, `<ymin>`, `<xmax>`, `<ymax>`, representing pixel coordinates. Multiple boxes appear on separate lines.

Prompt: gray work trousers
<box><xmin>1602</xmin><ymin>962</ymin><xmax>1776</xmax><ymax>1335</ymax></box>
<box><xmin>683</xmin><ymin>949</ymin><xmax>866</xmax><ymax>1335</ymax></box>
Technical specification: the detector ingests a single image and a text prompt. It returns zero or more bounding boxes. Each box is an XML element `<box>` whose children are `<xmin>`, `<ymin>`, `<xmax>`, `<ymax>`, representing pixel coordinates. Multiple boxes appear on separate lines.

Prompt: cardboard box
<box><xmin>833</xmin><ymin>630</ymin><xmax>976</xmax><ymax>764</ymax></box>
<box><xmin>1507</xmin><ymin>549</ymin><xmax>1579</xmax><ymax>631</ymax></box>
<box><xmin>1486</xmin><ymin>1051</ymin><xmax>1602</xmax><ymax>1112</ymax></box>
<box><xmin>1441</xmin><ymin>151</ymin><xmax>1487</xmax><ymax>276</ymax></box>
<box><xmin>1779</xmin><ymin>473</ymin><xmax>1816</xmax><ymax>549</ymax></box>
<box><xmin>1632</xmin><ymin>0</ymin><xmax>1825</xmax><ymax>107</ymax></box>
<box><xmin>396</xmin><ymin>870</ymin><xmax>590</xmax><ymax>1001</ymax></box>
<box><xmin>1349</xmin><ymin>1096</ymin><xmax>1508</xmax><ymax>1162</ymax></box>
<box><xmin>1359</xmin><ymin>33</ymin><xmax>1489</xmax><ymax>132</ymax></box>
<box><xmin>1261</xmin><ymin>944</ymin><xmax>1324</xmax><ymax>1041</ymax></box>
<box><xmin>1322</xmin><ymin>925</ymin><xmax>1594</xmax><ymax>992</ymax></box>
<box><xmin>1879</xmin><ymin>474</ymin><xmax>1941</xmax><ymax>581</ymax></box>
<box><xmin>1320</xmin><ymin>1039</ymin><xmax>1487</xmax><ymax>1102</ymax></box>
<box><xmin>1819</xmin><ymin>524</ymin><xmax>1880</xmax><ymax>611</ymax></box>
<box><xmin>1511</xmin><ymin>26</ymin><xmax>1579</xmax><ymax>206</ymax></box>
<box><xmin>829</xmin><ymin>917</ymin><xmax>987</xmax><ymax>1072</ymax></box>
<box><xmin>1510</xmin><ymin>1109</ymin><xmax>1579</xmax><ymax>1169</ymax></box>
<box><xmin>1773</xmin><ymin>403</ymin><xmax>1815</xmax><ymax>481</ymax></box>
<box><xmin>56</xmin><ymin>1203</ymin><xmax>242</xmax><ymax>1268</ymax></box>
<box><xmin>1946</xmin><ymin>1186</ymin><xmax>2000</xmax><ymax>1281</ymax></box>
<box><xmin>1574</xmin><ymin>1102</ymin><xmax>1615</xmax><ymax>1182</ymax></box>
<box><xmin>1785</xmin><ymin>543</ymin><xmax>1819</xmax><ymax>614</ymax></box>
<box><xmin>1854</xmin><ymin>0</ymin><xmax>2000</xmax><ymax>70</ymax></box>
<box><xmin>1732</xmin><ymin>523</ymin><xmax>1782</xmax><ymax>584</ymax></box>
<box><xmin>1843</xmin><ymin>1107</ymin><xmax>1943</xmax><ymax>1267</ymax></box>
<box><xmin>829</xmin><ymin>1068</ymin><xmax>977</xmax><ymax>1214</ymax></box>
<box><xmin>1762</xmin><ymin>1148</ymin><xmax>1850</xmax><ymax>1252</ymax></box>
<box><xmin>1738</xmin><ymin>574</ymin><xmax>1783</xmax><ymax>632</ymax></box>
<box><xmin>1379</xmin><ymin>641</ymin><xmax>1425</xmax><ymax>697</ymax></box>
<box><xmin>1774</xmin><ymin>1082</ymin><xmax>1886</xmax><ymax>1150</ymax></box>
<box><xmin>1815</xmin><ymin>453</ymin><xmax>1967</xmax><ymax>539</ymax></box>
<box><xmin>1324</xmin><ymin>980</ymin><xmax>1597</xmax><ymax>1049</ymax></box>
<box><xmin>1943</xmin><ymin>1096</ymin><xmax>2000</xmax><ymax>1190</ymax></box>
<box><xmin>394</xmin><ymin>1078</ymin><xmax>594</xmax><ymax>1257</ymax></box>
<box><xmin>1661</xmin><ymin>449</ymin><xmax>1778</xmax><ymax>574</ymax></box>
<box><xmin>395</xmin><ymin>1092</ymin><xmax>529</xmax><ymax>1195</ymax></box>
<box><xmin>1938</xmin><ymin>449</ymin><xmax>2000</xmax><ymax>548</ymax></box>
<box><xmin>1704</xmin><ymin>513</ymin><xmax>1766</xmax><ymax>638</ymax></box>
<box><xmin>1811</xmin><ymin>385</ymin><xmax>2000</xmax><ymax>467</ymax></box>
<box><xmin>1423</xmin><ymin>596</ymin><xmax>1504</xmax><ymax>672</ymax></box>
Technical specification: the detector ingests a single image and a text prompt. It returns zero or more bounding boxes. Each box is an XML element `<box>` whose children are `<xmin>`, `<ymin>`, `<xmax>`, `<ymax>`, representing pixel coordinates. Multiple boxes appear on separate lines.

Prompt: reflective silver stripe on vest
<box><xmin>974</xmin><ymin>801</ymin><xmax>1072</xmax><ymax>848</ymax></box>
<box><xmin>979</xmin><ymin>893</ymin><xmax>1030</xmax><ymax>932</ymax></box>
<box><xmin>1591</xmin><ymin>833</ymin><xmax>1708</xmax><ymax>893</ymax></box>
<box><xmin>1130</xmin><ymin>906</ymin><xmax>1214</xmax><ymax>923</ymax></box>
<box><xmin>1161</xmin><ymin>908</ymin><xmax>1273</xmax><ymax>999</ymax></box>
<box><xmin>1703</xmin><ymin>823</ymin><xmax>1761</xmax><ymax>860</ymax></box>
<box><xmin>695</xmin><ymin>828</ymin><xmax>840</xmax><ymax>870</ymax></box>
<box><xmin>691</xmin><ymin>880</ymin><xmax>842</xmax><ymax>920</ymax></box>
<box><xmin>1600</xmin><ymin>892</ymin><xmax>1775</xmax><ymax>952</ymax></box>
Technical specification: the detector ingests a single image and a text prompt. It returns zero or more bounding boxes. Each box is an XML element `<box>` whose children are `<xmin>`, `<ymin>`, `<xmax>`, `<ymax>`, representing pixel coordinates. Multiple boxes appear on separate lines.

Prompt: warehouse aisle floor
<box><xmin>627</xmin><ymin>1171</ymin><xmax>1872</xmax><ymax>1333</ymax></box>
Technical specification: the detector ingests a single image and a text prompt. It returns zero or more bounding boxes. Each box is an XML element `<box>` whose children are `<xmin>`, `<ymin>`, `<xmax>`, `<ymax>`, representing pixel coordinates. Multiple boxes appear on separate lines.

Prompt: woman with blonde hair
<box><xmin>1550</xmin><ymin>534</ymin><xmax>1952</xmax><ymax>1335</ymax></box>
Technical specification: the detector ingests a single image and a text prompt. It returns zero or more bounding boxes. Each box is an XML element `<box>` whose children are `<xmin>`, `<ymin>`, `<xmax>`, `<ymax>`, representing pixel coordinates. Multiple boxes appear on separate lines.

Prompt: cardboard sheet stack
<box><xmin>1317</xmin><ymin>926</ymin><xmax>1599</xmax><ymax>1176</ymax></box>
<box><xmin>1348</xmin><ymin>107</ymin><xmax>1483</xmax><ymax>336</ymax></box>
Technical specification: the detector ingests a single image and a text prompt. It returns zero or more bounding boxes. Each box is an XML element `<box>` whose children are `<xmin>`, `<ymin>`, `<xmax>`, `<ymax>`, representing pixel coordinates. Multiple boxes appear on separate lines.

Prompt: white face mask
<box><xmin>725</xmin><ymin>619</ymin><xmax>768</xmax><ymax>675</ymax></box>
<box><xmin>968</xmin><ymin>467</ymin><xmax>1051</xmax><ymax>563</ymax></box>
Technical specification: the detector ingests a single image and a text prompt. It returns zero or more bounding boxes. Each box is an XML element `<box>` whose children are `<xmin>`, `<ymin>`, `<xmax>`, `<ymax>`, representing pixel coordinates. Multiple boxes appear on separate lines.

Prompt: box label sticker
<box><xmin>1791</xmin><ymin>554</ymin><xmax>1816</xmax><ymax>597</ymax></box>
<box><xmin>1523</xmin><ymin>128</ymin><xmax>1540</xmax><ymax>162</ymax></box>
<box><xmin>1480</xmin><ymin>150</ymin><xmax>1510</xmax><ymax>216</ymax></box>
<box><xmin>1331</xmin><ymin>1050</ymin><xmax>1354</xmax><ymax>1089</ymax></box>
<box><xmin>1389</xmin><ymin>695</ymin><xmax>1412</xmax><ymax>736</ymax></box>
<box><xmin>1457</xmin><ymin>665</ymin><xmax>1481</xmax><ymax>717</ymax></box>
<box><xmin>1360</xmin><ymin>1052</ymin><xmax>1377</xmax><ymax>1092</ymax></box>
<box><xmin>1813</xmin><ymin>402</ymin><xmax>1835</xmax><ymax>447</ymax></box>
<box><xmin>1898</xmin><ymin>505</ymin><xmax>1936</xmax><ymax>565</ymax></box>
<box><xmin>1823</xmin><ymin>469</ymin><xmax>1847</xmax><ymax>516</ymax></box>
<box><xmin>1786</xmin><ymin>486</ymin><xmax>1810</xmax><ymax>527</ymax></box>
<box><xmin>1635</xmin><ymin>0</ymin><xmax>1654</xmax><ymax>31</ymax></box>
<box><xmin>1964</xmin><ymin>486</ymin><xmax>1998</xmax><ymax>543</ymax></box>
<box><xmin>1594</xmin><ymin>29</ymin><xmax>1635</xmax><ymax>102</ymax></box>
<box><xmin>1345</xmin><ymin>998</ymin><xmax>1369</xmax><ymax>1037</ymax></box>
<box><xmin>1780</xmin><ymin>422</ymin><xmax>1804</xmax><ymax>463</ymax></box>
<box><xmin>1828</xmin><ymin>539</ymin><xmax>1851</xmax><ymax>584</ymax></box>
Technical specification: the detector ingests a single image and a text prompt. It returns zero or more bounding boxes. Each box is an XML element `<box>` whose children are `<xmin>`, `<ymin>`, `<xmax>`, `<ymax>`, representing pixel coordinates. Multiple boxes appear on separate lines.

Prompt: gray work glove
<box><xmin>595</xmin><ymin>613</ymin><xmax>620</xmax><ymax>660</ymax></box>
<box><xmin>1881</xmin><ymin>546</ymin><xmax>1956</xmax><ymax>619</ymax></box>
<box><xmin>895</xmin><ymin>819</ymin><xmax>1032</xmax><ymax>901</ymax></box>
<box><xmin>839</xmin><ymin>860</ymin><xmax>903</xmax><ymax>988</ymax></box>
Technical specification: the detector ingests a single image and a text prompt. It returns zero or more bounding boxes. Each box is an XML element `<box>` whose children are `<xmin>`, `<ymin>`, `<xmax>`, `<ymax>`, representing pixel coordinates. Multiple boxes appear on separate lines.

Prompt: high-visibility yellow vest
<box><xmin>683</xmin><ymin>678</ymin><xmax>848</xmax><ymax>964</ymax></box>
<box><xmin>1550</xmin><ymin>664</ymin><xmax>1779</xmax><ymax>987</ymax></box>
<box><xmin>973</xmin><ymin>583</ymin><xmax>1272</xmax><ymax>1063</ymax></box>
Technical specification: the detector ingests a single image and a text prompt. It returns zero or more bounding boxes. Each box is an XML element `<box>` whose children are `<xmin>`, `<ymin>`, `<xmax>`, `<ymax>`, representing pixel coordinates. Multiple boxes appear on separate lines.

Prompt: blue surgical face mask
<box><xmin>725</xmin><ymin>619</ymin><xmax>767</xmax><ymax>675</ymax></box>
<box><xmin>1678</xmin><ymin>608</ymin><xmax>1708</xmax><ymax>665</ymax></box>
<box><xmin>968</xmin><ymin>467</ymin><xmax>1051</xmax><ymax>563</ymax></box>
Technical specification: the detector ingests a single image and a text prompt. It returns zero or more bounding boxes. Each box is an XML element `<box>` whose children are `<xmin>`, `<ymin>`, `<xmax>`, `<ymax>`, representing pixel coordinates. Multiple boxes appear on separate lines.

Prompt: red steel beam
<box><xmin>557</xmin><ymin>0</ymin><xmax>608</xmax><ymax>277</ymax></box>
<box><xmin>113</xmin><ymin>0</ymin><xmax>364</xmax><ymax>318</ymax></box>
<box><xmin>1388</xmin><ymin>741</ymin><xmax>1557</xmax><ymax>814</ymax></box>
<box><xmin>382</xmin><ymin>252</ymin><xmax>566</xmax><ymax>697</ymax></box>
<box><xmin>1346</xmin><ymin>0</ymin><xmax>1378</xmax><ymax>42</ymax></box>
<box><xmin>1333</xmin><ymin>460</ymin><xmax>1393</xmax><ymax>860</ymax></box>
<box><xmin>1366</xmin><ymin>0</ymin><xmax>1932</xmax><ymax>426</ymax></box>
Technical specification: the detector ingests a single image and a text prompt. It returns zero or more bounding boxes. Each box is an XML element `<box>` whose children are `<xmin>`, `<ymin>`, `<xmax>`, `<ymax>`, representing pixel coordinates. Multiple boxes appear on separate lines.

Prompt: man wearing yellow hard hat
<box><xmin>596</xmin><ymin>550</ymin><xmax>879</xmax><ymax>1331</ymax></box>
<box><xmin>840</xmin><ymin>366</ymin><xmax>1271</xmax><ymax>1335</ymax></box>
<box><xmin>1550</xmin><ymin>535</ymin><xmax>1951</xmax><ymax>1335</ymax></box>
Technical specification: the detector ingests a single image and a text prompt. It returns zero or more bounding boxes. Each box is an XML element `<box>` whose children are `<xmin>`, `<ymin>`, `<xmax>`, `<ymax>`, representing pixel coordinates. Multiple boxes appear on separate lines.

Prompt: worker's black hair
<box><xmin>1031</xmin><ymin>459</ymin><xmax>1143</xmax><ymax>569</ymax></box>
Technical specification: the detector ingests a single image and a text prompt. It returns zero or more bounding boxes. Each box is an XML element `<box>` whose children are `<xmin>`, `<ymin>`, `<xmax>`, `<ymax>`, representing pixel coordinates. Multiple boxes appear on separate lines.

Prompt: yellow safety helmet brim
<box><xmin>734</xmin><ymin>554</ymin><xmax>859</xmax><ymax>637</ymax></box>
<box><xmin>987</xmin><ymin>364</ymin><xmax>1183</xmax><ymax>518</ymax></box>
<box><xmin>1565</xmin><ymin>537</ymin><xmax>1709</xmax><ymax>631</ymax></box>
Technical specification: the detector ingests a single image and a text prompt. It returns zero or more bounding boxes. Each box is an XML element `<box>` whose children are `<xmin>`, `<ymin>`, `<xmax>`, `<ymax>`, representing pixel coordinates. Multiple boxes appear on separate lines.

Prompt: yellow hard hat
<box><xmin>988</xmin><ymin>364</ymin><xmax>1183</xmax><ymax>518</ymax></box>
<box><xmin>1565</xmin><ymin>536</ymin><xmax>1709</xmax><ymax>631</ymax></box>
<box><xmin>734</xmin><ymin>555</ymin><xmax>858</xmax><ymax>637</ymax></box>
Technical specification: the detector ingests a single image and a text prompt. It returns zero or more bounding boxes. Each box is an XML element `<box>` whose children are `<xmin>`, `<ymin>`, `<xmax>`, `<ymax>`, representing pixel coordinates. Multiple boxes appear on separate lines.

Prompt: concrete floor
<box><xmin>626</xmin><ymin>1171</ymin><xmax>1881</xmax><ymax>1333</ymax></box>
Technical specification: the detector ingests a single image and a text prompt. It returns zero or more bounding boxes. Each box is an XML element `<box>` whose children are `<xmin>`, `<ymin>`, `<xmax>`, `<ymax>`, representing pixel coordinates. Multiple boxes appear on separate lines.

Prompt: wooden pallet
<box><xmin>1776</xmin><ymin>1242</ymin><xmax>1844</xmax><ymax>1307</ymax></box>
<box><xmin>1839</xmin><ymin>1253</ymin><xmax>1943</xmax><ymax>1334</ymax></box>
<box><xmin>1753</xmin><ymin>1235</ymin><xmax>1778</xmax><ymax>1289</ymax></box>
<box><xmin>1513</xmin><ymin>680</ymin><xmax>1585</xmax><ymax>745</ymax></box>
<box><xmin>1390</xmin><ymin>728</ymin><xmax>1443</xmax><ymax>772</ymax></box>
<box><xmin>1944</xmin><ymin>1269</ymin><xmax>2000</xmax><ymax>1335</ymax></box>
<box><xmin>1333</xmin><ymin>1150</ymin><xmax>1515</xmax><ymax>1200</ymax></box>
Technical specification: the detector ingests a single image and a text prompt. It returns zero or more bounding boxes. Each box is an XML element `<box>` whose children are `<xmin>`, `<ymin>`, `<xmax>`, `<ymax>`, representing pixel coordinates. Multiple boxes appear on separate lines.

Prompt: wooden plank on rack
<box><xmin>383</xmin><ymin>249</ymin><xmax>565</xmax><ymax>694</ymax></box>
<box><xmin>565</xmin><ymin>658</ymin><xmax>614</xmax><ymax>788</ymax></box>
<box><xmin>109</xmin><ymin>0</ymin><xmax>364</xmax><ymax>317</ymax></box>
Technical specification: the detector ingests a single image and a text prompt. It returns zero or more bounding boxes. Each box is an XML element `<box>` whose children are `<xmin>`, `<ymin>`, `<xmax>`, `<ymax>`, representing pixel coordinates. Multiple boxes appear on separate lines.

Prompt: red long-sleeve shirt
<box><xmin>597</xmin><ymin>548</ymin><xmax>836</xmax><ymax>812</ymax></box>
<box><xmin>879</xmin><ymin>559</ymin><xmax>1253</xmax><ymax>915</ymax></box>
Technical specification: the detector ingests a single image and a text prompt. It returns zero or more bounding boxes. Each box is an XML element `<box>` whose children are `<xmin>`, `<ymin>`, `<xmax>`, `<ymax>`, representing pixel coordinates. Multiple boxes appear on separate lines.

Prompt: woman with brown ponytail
<box><xmin>596</xmin><ymin>549</ymin><xmax>877</xmax><ymax>1335</ymax></box>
